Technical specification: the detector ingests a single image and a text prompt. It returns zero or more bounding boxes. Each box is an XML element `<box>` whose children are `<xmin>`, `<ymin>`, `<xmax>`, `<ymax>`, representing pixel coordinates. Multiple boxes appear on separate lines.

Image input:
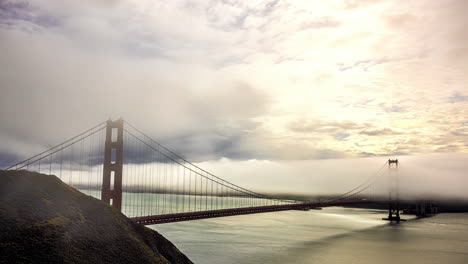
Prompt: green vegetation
<box><xmin>0</xmin><ymin>170</ymin><xmax>192</xmax><ymax>264</ymax></box>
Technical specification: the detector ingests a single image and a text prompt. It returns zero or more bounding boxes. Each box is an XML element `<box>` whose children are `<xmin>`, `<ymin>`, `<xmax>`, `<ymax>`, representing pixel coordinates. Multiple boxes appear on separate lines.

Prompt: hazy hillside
<box><xmin>0</xmin><ymin>170</ymin><xmax>193</xmax><ymax>264</ymax></box>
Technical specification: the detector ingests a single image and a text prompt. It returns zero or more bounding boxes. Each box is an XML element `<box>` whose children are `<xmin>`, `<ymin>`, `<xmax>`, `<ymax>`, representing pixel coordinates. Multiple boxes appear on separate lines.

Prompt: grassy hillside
<box><xmin>0</xmin><ymin>170</ymin><xmax>193</xmax><ymax>264</ymax></box>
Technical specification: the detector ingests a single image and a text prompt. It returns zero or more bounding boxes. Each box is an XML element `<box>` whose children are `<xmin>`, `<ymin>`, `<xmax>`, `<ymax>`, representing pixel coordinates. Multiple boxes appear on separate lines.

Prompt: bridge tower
<box><xmin>383</xmin><ymin>159</ymin><xmax>402</xmax><ymax>222</ymax></box>
<box><xmin>101</xmin><ymin>119</ymin><xmax>124</xmax><ymax>212</ymax></box>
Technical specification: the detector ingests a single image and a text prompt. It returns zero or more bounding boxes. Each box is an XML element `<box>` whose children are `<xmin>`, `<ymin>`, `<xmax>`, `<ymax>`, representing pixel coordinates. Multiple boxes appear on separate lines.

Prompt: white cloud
<box><xmin>0</xmin><ymin>0</ymin><xmax>467</xmax><ymax>164</ymax></box>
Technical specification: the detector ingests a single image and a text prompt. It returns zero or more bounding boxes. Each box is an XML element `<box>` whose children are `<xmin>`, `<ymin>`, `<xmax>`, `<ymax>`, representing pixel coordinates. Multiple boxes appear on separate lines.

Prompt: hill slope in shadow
<box><xmin>0</xmin><ymin>170</ymin><xmax>193</xmax><ymax>264</ymax></box>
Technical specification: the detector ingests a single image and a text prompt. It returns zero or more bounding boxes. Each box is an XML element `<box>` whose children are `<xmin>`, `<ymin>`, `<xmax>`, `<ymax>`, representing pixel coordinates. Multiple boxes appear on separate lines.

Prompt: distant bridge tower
<box><xmin>383</xmin><ymin>159</ymin><xmax>402</xmax><ymax>222</ymax></box>
<box><xmin>101</xmin><ymin>119</ymin><xmax>124</xmax><ymax>212</ymax></box>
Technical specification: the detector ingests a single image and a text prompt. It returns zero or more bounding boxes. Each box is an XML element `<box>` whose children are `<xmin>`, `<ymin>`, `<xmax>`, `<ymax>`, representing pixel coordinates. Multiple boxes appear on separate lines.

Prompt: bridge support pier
<box><xmin>101</xmin><ymin>119</ymin><xmax>124</xmax><ymax>212</ymax></box>
<box><xmin>384</xmin><ymin>201</ymin><xmax>401</xmax><ymax>222</ymax></box>
<box><xmin>383</xmin><ymin>159</ymin><xmax>405</xmax><ymax>223</ymax></box>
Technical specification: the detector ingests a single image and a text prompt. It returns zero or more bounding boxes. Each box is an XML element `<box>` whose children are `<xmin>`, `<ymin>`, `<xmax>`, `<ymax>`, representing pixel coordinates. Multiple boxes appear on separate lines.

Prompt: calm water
<box><xmin>149</xmin><ymin>208</ymin><xmax>468</xmax><ymax>264</ymax></box>
<box><xmin>81</xmin><ymin>190</ymin><xmax>292</xmax><ymax>218</ymax></box>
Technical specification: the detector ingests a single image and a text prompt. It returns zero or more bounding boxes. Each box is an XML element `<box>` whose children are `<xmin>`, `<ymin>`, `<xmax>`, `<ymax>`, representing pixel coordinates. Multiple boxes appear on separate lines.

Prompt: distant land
<box><xmin>0</xmin><ymin>170</ymin><xmax>193</xmax><ymax>264</ymax></box>
<box><xmin>264</xmin><ymin>193</ymin><xmax>468</xmax><ymax>213</ymax></box>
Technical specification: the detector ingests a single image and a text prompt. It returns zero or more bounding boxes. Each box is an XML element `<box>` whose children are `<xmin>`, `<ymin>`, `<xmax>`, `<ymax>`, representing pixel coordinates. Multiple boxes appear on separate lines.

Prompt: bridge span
<box><xmin>132</xmin><ymin>200</ymin><xmax>383</xmax><ymax>225</ymax></box>
<box><xmin>5</xmin><ymin>119</ymin><xmax>402</xmax><ymax>224</ymax></box>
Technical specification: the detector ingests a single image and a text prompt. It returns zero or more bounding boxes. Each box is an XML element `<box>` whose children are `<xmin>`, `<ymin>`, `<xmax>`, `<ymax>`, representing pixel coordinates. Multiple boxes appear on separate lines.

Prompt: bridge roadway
<box><xmin>131</xmin><ymin>200</ymin><xmax>383</xmax><ymax>225</ymax></box>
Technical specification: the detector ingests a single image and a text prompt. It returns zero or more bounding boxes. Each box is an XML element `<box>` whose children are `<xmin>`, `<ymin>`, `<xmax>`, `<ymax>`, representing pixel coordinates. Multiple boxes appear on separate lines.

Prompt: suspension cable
<box><xmin>123</xmin><ymin>120</ymin><xmax>298</xmax><ymax>204</ymax></box>
<box><xmin>5</xmin><ymin>121</ymin><xmax>107</xmax><ymax>170</ymax></box>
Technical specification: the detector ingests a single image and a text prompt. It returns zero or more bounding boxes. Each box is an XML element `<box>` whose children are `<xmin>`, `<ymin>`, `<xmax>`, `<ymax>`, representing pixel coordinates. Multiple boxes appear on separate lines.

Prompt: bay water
<box><xmin>149</xmin><ymin>208</ymin><xmax>468</xmax><ymax>264</ymax></box>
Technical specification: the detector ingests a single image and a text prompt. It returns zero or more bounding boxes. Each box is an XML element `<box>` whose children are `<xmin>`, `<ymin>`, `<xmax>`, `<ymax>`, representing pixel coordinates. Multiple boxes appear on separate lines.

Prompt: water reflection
<box><xmin>150</xmin><ymin>208</ymin><xmax>468</xmax><ymax>264</ymax></box>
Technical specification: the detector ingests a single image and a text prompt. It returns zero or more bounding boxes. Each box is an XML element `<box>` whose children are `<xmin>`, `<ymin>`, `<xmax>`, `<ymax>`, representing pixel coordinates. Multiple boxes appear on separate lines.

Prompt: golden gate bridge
<box><xmin>4</xmin><ymin>119</ymin><xmax>403</xmax><ymax>224</ymax></box>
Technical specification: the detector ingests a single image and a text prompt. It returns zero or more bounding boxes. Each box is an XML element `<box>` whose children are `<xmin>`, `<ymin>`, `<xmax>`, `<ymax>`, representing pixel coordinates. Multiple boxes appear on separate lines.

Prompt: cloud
<box><xmin>299</xmin><ymin>17</ymin><xmax>341</xmax><ymax>30</ymax></box>
<box><xmin>199</xmin><ymin>154</ymin><xmax>468</xmax><ymax>199</ymax></box>
<box><xmin>334</xmin><ymin>133</ymin><xmax>350</xmax><ymax>141</ymax></box>
<box><xmin>448</xmin><ymin>91</ymin><xmax>468</xmax><ymax>103</ymax></box>
<box><xmin>1</xmin><ymin>0</ymin><xmax>467</xmax><ymax>202</ymax></box>
<box><xmin>0</xmin><ymin>0</ymin><xmax>62</xmax><ymax>29</ymax></box>
<box><xmin>0</xmin><ymin>14</ymin><xmax>274</xmax><ymax>162</ymax></box>
<box><xmin>0</xmin><ymin>0</ymin><xmax>467</xmax><ymax>167</ymax></box>
<box><xmin>337</xmin><ymin>58</ymin><xmax>401</xmax><ymax>72</ymax></box>
<box><xmin>289</xmin><ymin>120</ymin><xmax>365</xmax><ymax>134</ymax></box>
<box><xmin>359</xmin><ymin>128</ymin><xmax>402</xmax><ymax>136</ymax></box>
<box><xmin>336</xmin><ymin>0</ymin><xmax>384</xmax><ymax>10</ymax></box>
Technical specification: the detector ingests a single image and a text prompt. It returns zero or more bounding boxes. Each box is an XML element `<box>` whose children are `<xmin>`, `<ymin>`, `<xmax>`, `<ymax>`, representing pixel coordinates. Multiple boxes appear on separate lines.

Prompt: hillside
<box><xmin>0</xmin><ymin>170</ymin><xmax>193</xmax><ymax>264</ymax></box>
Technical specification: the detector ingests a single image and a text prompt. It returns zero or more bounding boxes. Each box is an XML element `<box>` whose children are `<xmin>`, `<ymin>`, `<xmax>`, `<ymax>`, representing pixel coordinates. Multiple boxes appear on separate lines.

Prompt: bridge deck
<box><xmin>131</xmin><ymin>200</ymin><xmax>382</xmax><ymax>225</ymax></box>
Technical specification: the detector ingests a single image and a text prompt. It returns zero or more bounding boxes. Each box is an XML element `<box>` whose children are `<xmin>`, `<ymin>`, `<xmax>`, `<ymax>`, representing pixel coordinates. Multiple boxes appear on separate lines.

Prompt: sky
<box><xmin>0</xmin><ymin>0</ymin><xmax>467</xmax><ymax>197</ymax></box>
